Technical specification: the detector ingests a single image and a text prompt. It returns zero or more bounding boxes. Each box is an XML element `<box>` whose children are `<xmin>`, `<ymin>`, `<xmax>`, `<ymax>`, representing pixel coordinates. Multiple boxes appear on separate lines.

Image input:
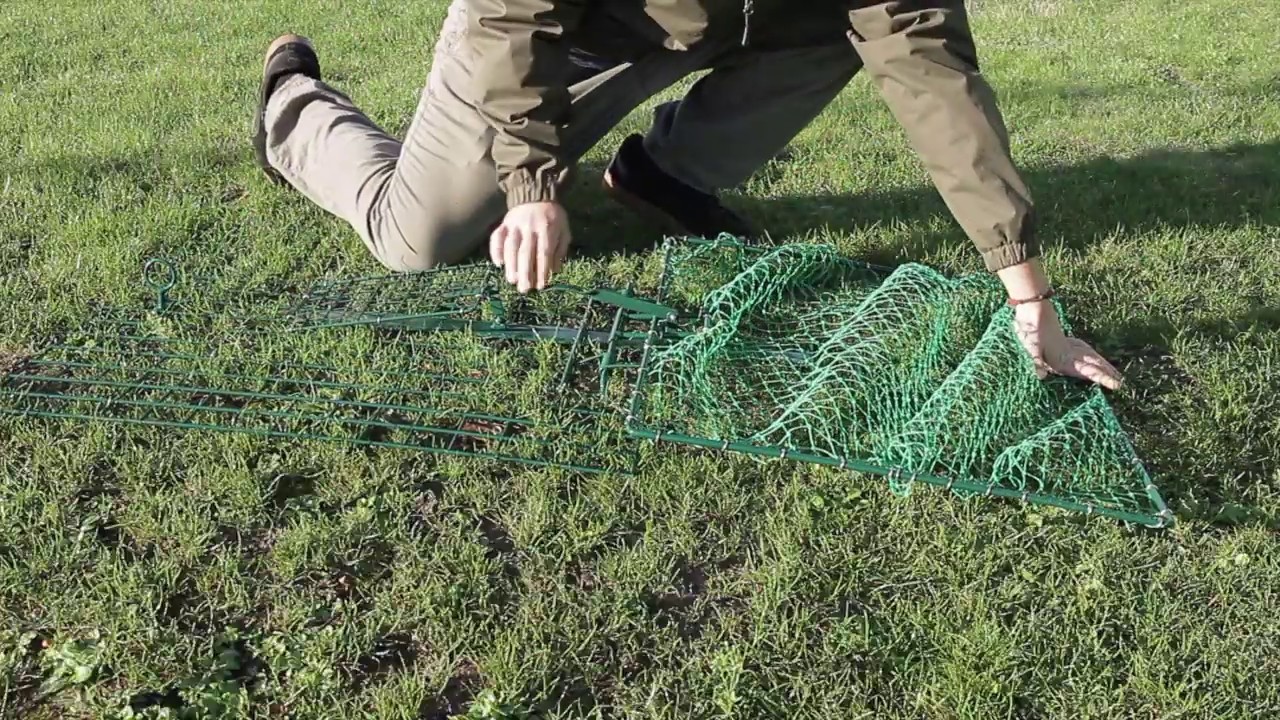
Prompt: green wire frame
<box><xmin>285</xmin><ymin>261</ymin><xmax>680</xmax><ymax>333</ymax></box>
<box><xmin>0</xmin><ymin>240</ymin><xmax>1173</xmax><ymax>528</ymax></box>
<box><xmin>621</xmin><ymin>237</ymin><xmax>1173</xmax><ymax>529</ymax></box>
<box><xmin>0</xmin><ymin>296</ymin><xmax>640</xmax><ymax>476</ymax></box>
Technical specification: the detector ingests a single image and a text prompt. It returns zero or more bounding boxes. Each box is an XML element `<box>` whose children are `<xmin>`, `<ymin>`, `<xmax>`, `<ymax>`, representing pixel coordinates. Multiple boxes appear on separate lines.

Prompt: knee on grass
<box><xmin>368</xmin><ymin>221</ymin><xmax>478</xmax><ymax>274</ymax></box>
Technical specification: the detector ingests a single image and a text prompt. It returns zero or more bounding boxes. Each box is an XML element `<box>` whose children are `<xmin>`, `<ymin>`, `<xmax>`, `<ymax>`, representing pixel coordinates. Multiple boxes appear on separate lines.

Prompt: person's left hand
<box><xmin>1012</xmin><ymin>300</ymin><xmax>1123</xmax><ymax>390</ymax></box>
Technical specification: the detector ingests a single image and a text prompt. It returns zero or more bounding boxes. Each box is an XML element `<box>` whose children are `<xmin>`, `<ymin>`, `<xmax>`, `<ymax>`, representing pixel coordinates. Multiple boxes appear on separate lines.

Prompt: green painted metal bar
<box><xmin>0</xmin><ymin>384</ymin><xmax>562</xmax><ymax>450</ymax></box>
<box><xmin>281</xmin><ymin>314</ymin><xmax>650</xmax><ymax>345</ymax></box>
<box><xmin>2</xmin><ymin>372</ymin><xmax>536</xmax><ymax>435</ymax></box>
<box><xmin>597</xmin><ymin>305</ymin><xmax>630</xmax><ymax>397</ymax></box>
<box><xmin>286</xmin><ymin>308</ymin><xmax>474</xmax><ymax>331</ymax></box>
<box><xmin>143</xmin><ymin>258</ymin><xmax>177</xmax><ymax>312</ymax></box>
<box><xmin>49</xmin><ymin>344</ymin><xmax>486</xmax><ymax>386</ymax></box>
<box><xmin>623</xmin><ymin>318</ymin><xmax>664</xmax><ymax>427</ymax></box>
<box><xmin>503</xmin><ymin>324</ymin><xmax>641</xmax><ymax>345</ymax></box>
<box><xmin>588</xmin><ymin>289</ymin><xmax>679</xmax><ymax>320</ymax></box>
<box><xmin>23</xmin><ymin>357</ymin><xmax>472</xmax><ymax>403</ymax></box>
<box><xmin>108</xmin><ymin>308</ymin><xmax>281</xmax><ymax>330</ymax></box>
<box><xmin>482</xmin><ymin>281</ymin><xmax>506</xmax><ymax>324</ymax></box>
<box><xmin>503</xmin><ymin>281</ymin><xmax>679</xmax><ymax>319</ymax></box>
<box><xmin>655</xmin><ymin>239</ymin><xmax>679</xmax><ymax>304</ymax></box>
<box><xmin>0</xmin><ymin>406</ymin><xmax>615</xmax><ymax>476</ymax></box>
<box><xmin>624</xmin><ymin>423</ymin><xmax>1170</xmax><ymax>528</ymax></box>
<box><xmin>558</xmin><ymin>297</ymin><xmax>595</xmax><ymax>389</ymax></box>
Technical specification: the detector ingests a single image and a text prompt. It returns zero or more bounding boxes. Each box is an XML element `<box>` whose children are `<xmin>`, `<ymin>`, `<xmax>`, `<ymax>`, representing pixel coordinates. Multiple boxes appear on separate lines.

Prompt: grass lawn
<box><xmin>2</xmin><ymin>0</ymin><xmax>1279</xmax><ymax>717</ymax></box>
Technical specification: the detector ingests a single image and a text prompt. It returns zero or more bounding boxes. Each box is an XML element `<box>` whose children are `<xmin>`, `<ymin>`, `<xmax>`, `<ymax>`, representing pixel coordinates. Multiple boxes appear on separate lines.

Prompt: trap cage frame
<box><xmin>0</xmin><ymin>236</ymin><xmax>1172</xmax><ymax>528</ymax></box>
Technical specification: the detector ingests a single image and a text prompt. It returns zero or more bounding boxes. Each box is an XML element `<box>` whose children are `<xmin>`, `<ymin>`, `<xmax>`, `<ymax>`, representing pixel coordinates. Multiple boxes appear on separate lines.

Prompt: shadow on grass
<box><xmin>566</xmin><ymin>139</ymin><xmax>1280</xmax><ymax>264</ymax></box>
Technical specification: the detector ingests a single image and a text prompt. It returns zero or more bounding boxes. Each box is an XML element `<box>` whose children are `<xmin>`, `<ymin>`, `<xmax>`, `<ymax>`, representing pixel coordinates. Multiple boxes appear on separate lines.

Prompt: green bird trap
<box><xmin>0</xmin><ymin>237</ymin><xmax>1172</xmax><ymax>527</ymax></box>
<box><xmin>629</xmin><ymin>239</ymin><xmax>1171</xmax><ymax>527</ymax></box>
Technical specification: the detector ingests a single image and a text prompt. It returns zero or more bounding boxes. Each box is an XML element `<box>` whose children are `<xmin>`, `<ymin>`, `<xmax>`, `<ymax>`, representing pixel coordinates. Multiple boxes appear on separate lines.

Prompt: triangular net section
<box><xmin>626</xmin><ymin>237</ymin><xmax>1171</xmax><ymax>527</ymax></box>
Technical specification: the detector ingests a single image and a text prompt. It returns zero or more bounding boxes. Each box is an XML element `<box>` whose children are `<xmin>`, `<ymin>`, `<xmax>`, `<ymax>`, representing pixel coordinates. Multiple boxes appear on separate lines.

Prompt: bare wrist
<box><xmin>996</xmin><ymin>258</ymin><xmax>1052</xmax><ymax>301</ymax></box>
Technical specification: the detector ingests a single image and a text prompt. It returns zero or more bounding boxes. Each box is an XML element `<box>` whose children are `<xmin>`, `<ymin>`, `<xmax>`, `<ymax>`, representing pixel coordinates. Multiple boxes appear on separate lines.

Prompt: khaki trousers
<box><xmin>263</xmin><ymin>1</ymin><xmax>862</xmax><ymax>272</ymax></box>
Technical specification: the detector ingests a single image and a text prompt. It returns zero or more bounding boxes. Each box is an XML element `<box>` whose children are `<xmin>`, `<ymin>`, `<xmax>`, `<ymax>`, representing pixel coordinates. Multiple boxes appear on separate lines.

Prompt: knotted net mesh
<box><xmin>631</xmin><ymin>238</ymin><xmax>1169</xmax><ymax>526</ymax></box>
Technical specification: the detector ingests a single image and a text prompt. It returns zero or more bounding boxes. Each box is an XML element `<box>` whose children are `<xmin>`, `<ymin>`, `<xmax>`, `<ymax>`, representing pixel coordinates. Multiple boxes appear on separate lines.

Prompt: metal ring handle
<box><xmin>143</xmin><ymin>258</ymin><xmax>176</xmax><ymax>293</ymax></box>
<box><xmin>142</xmin><ymin>258</ymin><xmax>177</xmax><ymax>312</ymax></box>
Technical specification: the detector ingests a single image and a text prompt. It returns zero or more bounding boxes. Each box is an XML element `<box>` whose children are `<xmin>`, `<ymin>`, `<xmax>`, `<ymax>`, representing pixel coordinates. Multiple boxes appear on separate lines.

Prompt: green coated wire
<box><xmin>628</xmin><ymin>236</ymin><xmax>1171</xmax><ymax>527</ymax></box>
<box><xmin>0</xmin><ymin>243</ymin><xmax>1168</xmax><ymax>526</ymax></box>
<box><xmin>0</xmin><ymin>377</ymin><xmax>551</xmax><ymax>448</ymax></box>
<box><xmin>0</xmin><ymin>405</ymin><xmax>616</xmax><ymax>476</ymax></box>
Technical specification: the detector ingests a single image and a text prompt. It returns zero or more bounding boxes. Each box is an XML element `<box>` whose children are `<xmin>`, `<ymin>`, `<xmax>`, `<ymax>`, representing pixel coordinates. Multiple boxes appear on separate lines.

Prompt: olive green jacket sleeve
<box><xmin>468</xmin><ymin>0</ymin><xmax>591</xmax><ymax>208</ymax></box>
<box><xmin>848</xmin><ymin>1</ymin><xmax>1037</xmax><ymax>272</ymax></box>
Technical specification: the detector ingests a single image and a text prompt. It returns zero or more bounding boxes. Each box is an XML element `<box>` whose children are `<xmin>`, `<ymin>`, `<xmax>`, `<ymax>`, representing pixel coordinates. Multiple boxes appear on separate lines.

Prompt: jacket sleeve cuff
<box><xmin>981</xmin><ymin>237</ymin><xmax>1041</xmax><ymax>273</ymax></box>
<box><xmin>502</xmin><ymin>171</ymin><xmax>561</xmax><ymax>208</ymax></box>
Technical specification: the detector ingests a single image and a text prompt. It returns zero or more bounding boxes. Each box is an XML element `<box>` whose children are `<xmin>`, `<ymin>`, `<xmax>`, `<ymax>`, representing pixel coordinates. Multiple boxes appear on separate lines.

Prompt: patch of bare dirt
<box><xmin>1</xmin><ymin>347</ymin><xmax>31</xmax><ymax>375</ymax></box>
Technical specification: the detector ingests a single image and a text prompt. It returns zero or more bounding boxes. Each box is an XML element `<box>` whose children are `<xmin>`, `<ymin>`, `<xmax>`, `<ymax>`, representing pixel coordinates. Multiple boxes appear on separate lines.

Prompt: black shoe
<box><xmin>253</xmin><ymin>35</ymin><xmax>322</xmax><ymax>185</ymax></box>
<box><xmin>603</xmin><ymin>134</ymin><xmax>759</xmax><ymax>241</ymax></box>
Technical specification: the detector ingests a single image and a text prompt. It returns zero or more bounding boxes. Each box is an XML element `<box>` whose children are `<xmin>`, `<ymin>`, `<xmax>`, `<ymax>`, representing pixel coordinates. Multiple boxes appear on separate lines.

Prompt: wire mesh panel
<box><xmin>286</xmin><ymin>263</ymin><xmax>674</xmax><ymax>336</ymax></box>
<box><xmin>0</xmin><ymin>310</ymin><xmax>633</xmax><ymax>475</ymax></box>
<box><xmin>626</xmin><ymin>237</ymin><xmax>1172</xmax><ymax>527</ymax></box>
<box><xmin>281</xmin><ymin>263</ymin><xmax>678</xmax><ymax>397</ymax></box>
<box><xmin>285</xmin><ymin>263</ymin><xmax>496</xmax><ymax>331</ymax></box>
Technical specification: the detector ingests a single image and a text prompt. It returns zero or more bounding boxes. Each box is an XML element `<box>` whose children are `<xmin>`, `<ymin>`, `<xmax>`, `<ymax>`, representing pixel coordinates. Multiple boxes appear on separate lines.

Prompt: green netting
<box><xmin>628</xmin><ymin>237</ymin><xmax>1170</xmax><ymax>527</ymax></box>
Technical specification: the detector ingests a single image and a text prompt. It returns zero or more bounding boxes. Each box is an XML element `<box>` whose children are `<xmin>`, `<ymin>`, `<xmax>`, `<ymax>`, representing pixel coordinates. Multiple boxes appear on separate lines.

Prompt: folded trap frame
<box><xmin>0</xmin><ymin>237</ymin><xmax>1172</xmax><ymax>527</ymax></box>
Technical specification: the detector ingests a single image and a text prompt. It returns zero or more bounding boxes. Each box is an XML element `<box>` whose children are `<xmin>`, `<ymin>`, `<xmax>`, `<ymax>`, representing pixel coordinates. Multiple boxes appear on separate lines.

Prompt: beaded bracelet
<box><xmin>1006</xmin><ymin>289</ymin><xmax>1056</xmax><ymax>307</ymax></box>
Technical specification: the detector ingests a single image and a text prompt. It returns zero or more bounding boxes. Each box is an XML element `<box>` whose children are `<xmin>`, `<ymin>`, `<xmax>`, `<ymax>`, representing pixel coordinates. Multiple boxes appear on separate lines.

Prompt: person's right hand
<box><xmin>489</xmin><ymin>202</ymin><xmax>571</xmax><ymax>294</ymax></box>
<box><xmin>1013</xmin><ymin>300</ymin><xmax>1124</xmax><ymax>390</ymax></box>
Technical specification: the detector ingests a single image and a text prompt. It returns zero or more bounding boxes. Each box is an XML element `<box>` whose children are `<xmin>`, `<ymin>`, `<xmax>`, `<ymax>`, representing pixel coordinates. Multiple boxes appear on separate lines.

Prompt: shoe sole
<box><xmin>602</xmin><ymin>168</ymin><xmax>693</xmax><ymax>239</ymax></box>
<box><xmin>602</xmin><ymin>168</ymin><xmax>763</xmax><ymax>243</ymax></box>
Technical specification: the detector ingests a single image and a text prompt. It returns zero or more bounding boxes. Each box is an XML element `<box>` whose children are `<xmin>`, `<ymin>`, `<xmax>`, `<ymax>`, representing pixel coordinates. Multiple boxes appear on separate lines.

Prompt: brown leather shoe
<box><xmin>252</xmin><ymin>34</ymin><xmax>321</xmax><ymax>184</ymax></box>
